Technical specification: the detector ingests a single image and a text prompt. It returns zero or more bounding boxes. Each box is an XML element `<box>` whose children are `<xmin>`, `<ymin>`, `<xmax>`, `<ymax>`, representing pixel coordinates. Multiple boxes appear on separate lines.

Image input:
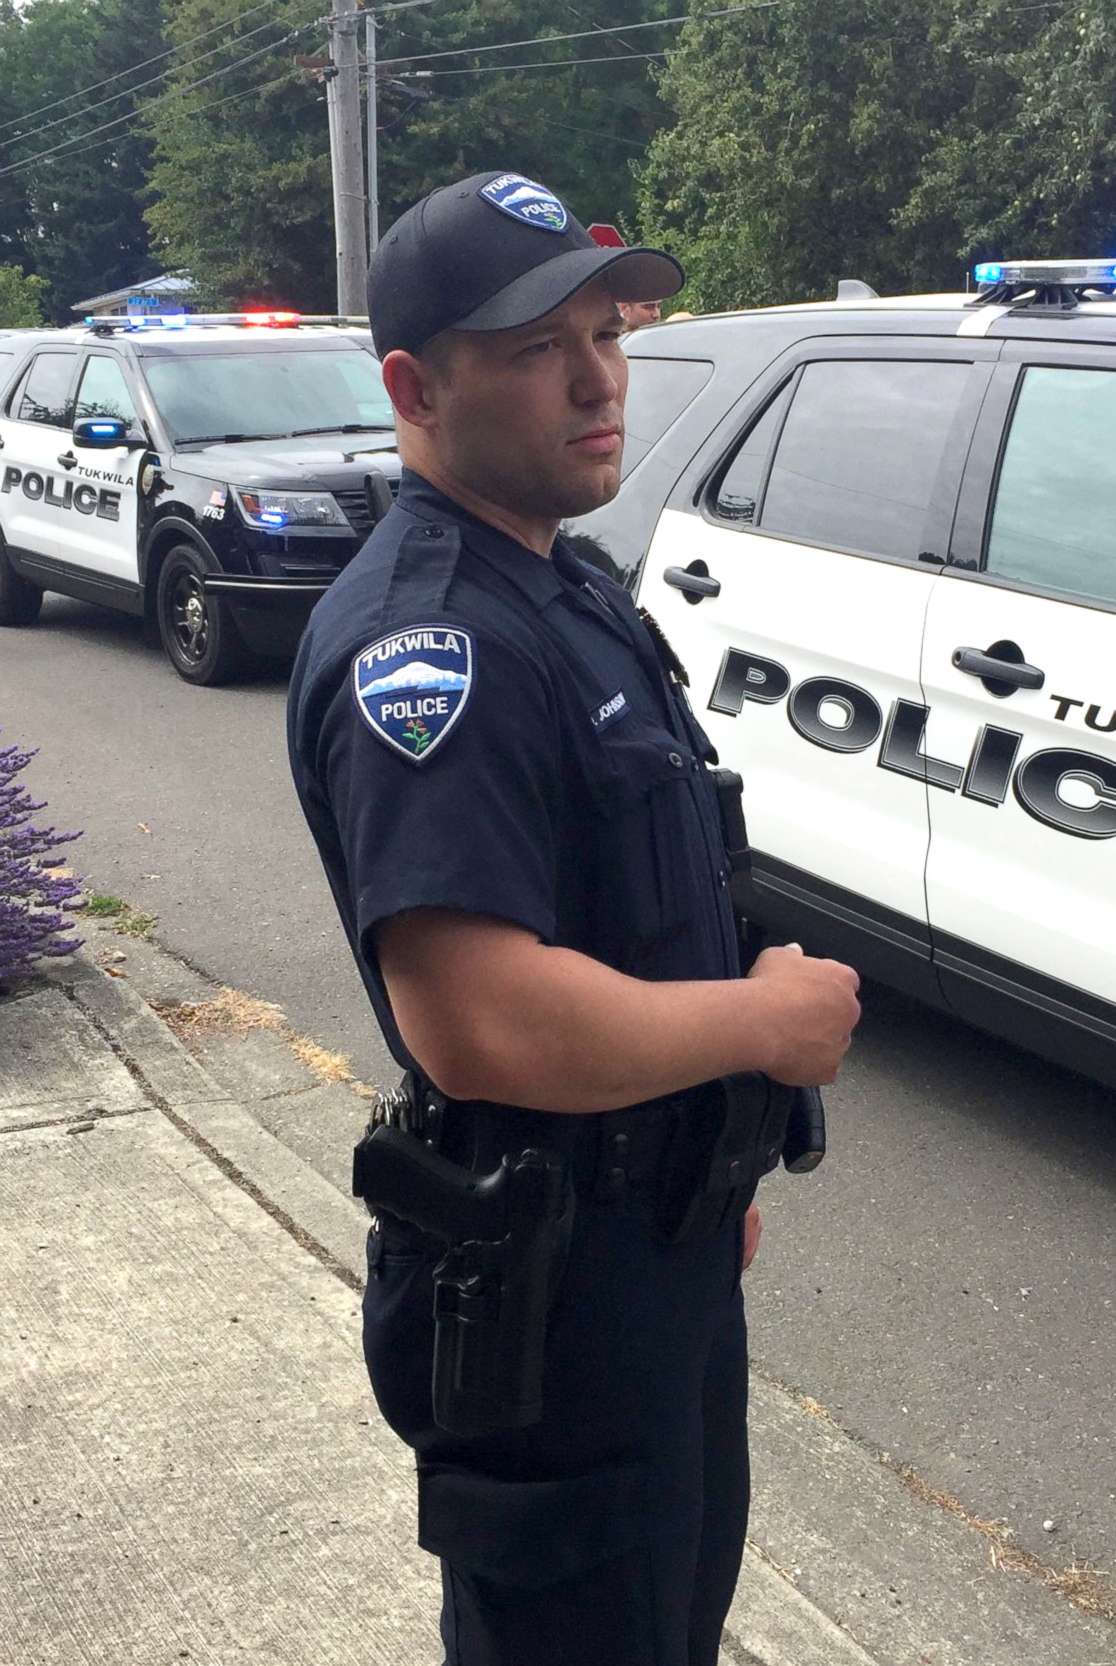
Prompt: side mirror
<box><xmin>73</xmin><ymin>415</ymin><xmax>145</xmax><ymax>450</ymax></box>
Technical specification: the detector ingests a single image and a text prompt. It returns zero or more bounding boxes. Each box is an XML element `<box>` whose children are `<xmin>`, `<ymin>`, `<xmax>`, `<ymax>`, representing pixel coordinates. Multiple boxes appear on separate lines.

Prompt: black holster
<box><xmin>709</xmin><ymin>765</ymin><xmax>827</xmax><ymax>1178</ymax></box>
<box><xmin>353</xmin><ymin>1119</ymin><xmax>574</xmax><ymax>1437</ymax></box>
<box><xmin>654</xmin><ymin>1072</ymin><xmax>789</xmax><ymax>1244</ymax></box>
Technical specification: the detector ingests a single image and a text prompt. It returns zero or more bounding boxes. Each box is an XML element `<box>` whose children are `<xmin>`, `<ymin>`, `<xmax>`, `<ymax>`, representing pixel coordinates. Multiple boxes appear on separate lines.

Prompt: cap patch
<box><xmin>353</xmin><ymin>625</ymin><xmax>474</xmax><ymax>764</ymax></box>
<box><xmin>479</xmin><ymin>173</ymin><xmax>568</xmax><ymax>234</ymax></box>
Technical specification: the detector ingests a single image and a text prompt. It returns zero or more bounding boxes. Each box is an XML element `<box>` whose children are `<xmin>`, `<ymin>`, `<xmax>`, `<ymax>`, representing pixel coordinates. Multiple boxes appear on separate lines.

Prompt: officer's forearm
<box><xmin>377</xmin><ymin>910</ymin><xmax>779</xmax><ymax>1112</ymax></box>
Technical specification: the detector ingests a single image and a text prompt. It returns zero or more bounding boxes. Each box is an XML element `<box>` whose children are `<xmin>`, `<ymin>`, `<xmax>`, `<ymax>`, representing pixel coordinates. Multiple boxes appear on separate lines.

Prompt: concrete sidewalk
<box><xmin>1</xmin><ymin>954</ymin><xmax>1112</xmax><ymax>1666</ymax></box>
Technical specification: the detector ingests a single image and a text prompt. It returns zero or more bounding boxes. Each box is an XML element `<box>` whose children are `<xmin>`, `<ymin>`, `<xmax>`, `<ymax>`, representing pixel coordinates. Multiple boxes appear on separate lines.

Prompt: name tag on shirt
<box><xmin>590</xmin><ymin>689</ymin><xmax>630</xmax><ymax>733</ymax></box>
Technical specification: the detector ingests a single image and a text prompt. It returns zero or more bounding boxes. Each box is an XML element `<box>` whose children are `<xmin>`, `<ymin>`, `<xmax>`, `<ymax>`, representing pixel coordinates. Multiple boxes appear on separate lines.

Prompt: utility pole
<box><xmin>365</xmin><ymin>7</ymin><xmax>379</xmax><ymax>256</ymax></box>
<box><xmin>326</xmin><ymin>0</ymin><xmax>367</xmax><ymax>315</ymax></box>
<box><xmin>363</xmin><ymin>0</ymin><xmax>435</xmax><ymax>263</ymax></box>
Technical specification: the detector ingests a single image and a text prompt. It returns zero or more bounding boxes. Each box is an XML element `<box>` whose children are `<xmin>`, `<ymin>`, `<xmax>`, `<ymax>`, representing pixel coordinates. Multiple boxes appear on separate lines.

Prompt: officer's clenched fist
<box><xmin>746</xmin><ymin>943</ymin><xmax>861</xmax><ymax>1087</ymax></box>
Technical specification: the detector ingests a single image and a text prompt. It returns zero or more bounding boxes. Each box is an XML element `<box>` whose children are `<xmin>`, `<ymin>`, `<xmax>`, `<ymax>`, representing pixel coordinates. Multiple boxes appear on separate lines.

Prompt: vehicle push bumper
<box><xmin>202</xmin><ymin>572</ymin><xmax>331</xmax><ymax>654</ymax></box>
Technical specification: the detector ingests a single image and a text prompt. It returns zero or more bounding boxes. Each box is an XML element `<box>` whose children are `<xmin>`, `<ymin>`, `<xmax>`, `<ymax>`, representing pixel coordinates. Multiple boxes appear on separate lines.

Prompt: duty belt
<box><xmin>357</xmin><ymin>1071</ymin><xmax>792</xmax><ymax>1242</ymax></box>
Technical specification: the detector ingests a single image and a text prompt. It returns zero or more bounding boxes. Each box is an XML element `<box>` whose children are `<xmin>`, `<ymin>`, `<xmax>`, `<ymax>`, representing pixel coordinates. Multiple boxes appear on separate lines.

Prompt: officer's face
<box><xmin>419</xmin><ymin>281</ymin><xmax>630</xmax><ymax>521</ymax></box>
<box><xmin>618</xmin><ymin>299</ymin><xmax>662</xmax><ymax>330</ymax></box>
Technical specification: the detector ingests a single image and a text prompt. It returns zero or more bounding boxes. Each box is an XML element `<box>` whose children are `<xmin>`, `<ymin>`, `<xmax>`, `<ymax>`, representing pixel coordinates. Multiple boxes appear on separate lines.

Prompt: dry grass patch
<box><xmin>154</xmin><ymin>985</ymin><xmax>377</xmax><ymax>1096</ymax></box>
<box><xmin>895</xmin><ymin>1465</ymin><xmax>1116</xmax><ymax>1622</ymax></box>
<box><xmin>162</xmin><ymin>988</ymin><xmax>285</xmax><ymax>1038</ymax></box>
<box><xmin>764</xmin><ymin>1372</ymin><xmax>1116</xmax><ymax>1623</ymax></box>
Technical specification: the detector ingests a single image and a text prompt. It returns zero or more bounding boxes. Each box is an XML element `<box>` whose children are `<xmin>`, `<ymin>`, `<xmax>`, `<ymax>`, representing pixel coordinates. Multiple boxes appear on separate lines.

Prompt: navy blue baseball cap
<box><xmin>367</xmin><ymin>169</ymin><xmax>684</xmax><ymax>358</ymax></box>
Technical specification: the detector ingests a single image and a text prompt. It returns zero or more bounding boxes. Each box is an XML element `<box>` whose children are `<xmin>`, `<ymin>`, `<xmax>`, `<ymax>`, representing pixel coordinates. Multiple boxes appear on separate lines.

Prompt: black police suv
<box><xmin>0</xmin><ymin>311</ymin><xmax>400</xmax><ymax>685</ymax></box>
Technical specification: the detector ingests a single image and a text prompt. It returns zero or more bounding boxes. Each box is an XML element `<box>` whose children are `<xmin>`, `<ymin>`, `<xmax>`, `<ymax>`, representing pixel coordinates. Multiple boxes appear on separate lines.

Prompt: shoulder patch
<box><xmin>352</xmin><ymin>624</ymin><xmax>474</xmax><ymax>764</ymax></box>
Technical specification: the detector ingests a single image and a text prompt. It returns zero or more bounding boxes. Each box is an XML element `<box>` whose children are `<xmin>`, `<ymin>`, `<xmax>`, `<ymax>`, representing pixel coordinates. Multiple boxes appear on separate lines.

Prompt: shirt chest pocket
<box><xmin>583</xmin><ymin>723</ymin><xmax>709</xmax><ymax>966</ymax></box>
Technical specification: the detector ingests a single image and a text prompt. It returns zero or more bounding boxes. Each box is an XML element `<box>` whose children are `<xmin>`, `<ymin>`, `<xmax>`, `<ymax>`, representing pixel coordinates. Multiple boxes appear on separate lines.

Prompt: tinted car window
<box><xmin>75</xmin><ymin>355</ymin><xmax>138</xmax><ymax>427</ymax></box>
<box><xmin>986</xmin><ymin>367</ymin><xmax>1116</xmax><ymax>606</ymax></box>
<box><xmin>714</xmin><ymin>382</ymin><xmax>792</xmax><ymax>524</ymax></box>
<box><xmin>14</xmin><ymin>351</ymin><xmax>77</xmax><ymax>428</ymax></box>
<box><xmin>621</xmin><ymin>358</ymin><xmax>712</xmax><ymax>480</ymax></box>
<box><xmin>143</xmin><ymin>346</ymin><xmax>393</xmax><ymax>441</ymax></box>
<box><xmin>758</xmin><ymin>360</ymin><xmax>969</xmax><ymax>561</ymax></box>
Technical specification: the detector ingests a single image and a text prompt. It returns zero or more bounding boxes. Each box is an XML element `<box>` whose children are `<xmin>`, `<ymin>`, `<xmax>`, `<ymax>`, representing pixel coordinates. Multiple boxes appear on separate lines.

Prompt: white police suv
<box><xmin>0</xmin><ymin>310</ymin><xmax>400</xmax><ymax>685</ymax></box>
<box><xmin>569</xmin><ymin>260</ymin><xmax>1116</xmax><ymax>1088</ymax></box>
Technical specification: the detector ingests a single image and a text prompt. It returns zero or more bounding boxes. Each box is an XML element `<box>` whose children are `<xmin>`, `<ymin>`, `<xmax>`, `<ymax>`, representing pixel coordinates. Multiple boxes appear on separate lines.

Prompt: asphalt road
<box><xmin>5</xmin><ymin>594</ymin><xmax>1116</xmax><ymax>1583</ymax></box>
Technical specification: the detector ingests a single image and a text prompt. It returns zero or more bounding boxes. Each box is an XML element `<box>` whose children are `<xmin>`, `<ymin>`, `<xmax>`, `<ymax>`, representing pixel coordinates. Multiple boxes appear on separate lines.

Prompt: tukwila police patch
<box><xmin>353</xmin><ymin>624</ymin><xmax>474</xmax><ymax>764</ymax></box>
<box><xmin>479</xmin><ymin>173</ymin><xmax>568</xmax><ymax>233</ymax></box>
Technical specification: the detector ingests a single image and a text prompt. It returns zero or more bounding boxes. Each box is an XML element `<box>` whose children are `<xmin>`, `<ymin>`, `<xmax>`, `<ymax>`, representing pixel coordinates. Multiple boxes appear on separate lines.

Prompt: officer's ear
<box><xmin>381</xmin><ymin>349</ymin><xmax>443</xmax><ymax>430</ymax></box>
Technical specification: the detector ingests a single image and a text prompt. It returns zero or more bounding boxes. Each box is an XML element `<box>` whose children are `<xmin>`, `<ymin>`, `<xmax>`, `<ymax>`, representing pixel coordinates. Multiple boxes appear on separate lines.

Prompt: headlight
<box><xmin>232</xmin><ymin>487</ymin><xmax>348</xmax><ymax>529</ymax></box>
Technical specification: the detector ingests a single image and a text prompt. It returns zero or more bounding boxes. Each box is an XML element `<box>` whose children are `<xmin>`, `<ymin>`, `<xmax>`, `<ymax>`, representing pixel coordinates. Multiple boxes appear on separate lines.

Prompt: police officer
<box><xmin>287</xmin><ymin>169</ymin><xmax>860</xmax><ymax>1666</ymax></box>
<box><xmin>618</xmin><ymin>296</ymin><xmax>663</xmax><ymax>330</ymax></box>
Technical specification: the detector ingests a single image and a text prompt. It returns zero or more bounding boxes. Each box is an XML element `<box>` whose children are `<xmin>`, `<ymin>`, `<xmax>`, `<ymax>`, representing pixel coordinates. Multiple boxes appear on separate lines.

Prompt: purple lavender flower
<box><xmin>0</xmin><ymin>735</ymin><xmax>83</xmax><ymax>987</ymax></box>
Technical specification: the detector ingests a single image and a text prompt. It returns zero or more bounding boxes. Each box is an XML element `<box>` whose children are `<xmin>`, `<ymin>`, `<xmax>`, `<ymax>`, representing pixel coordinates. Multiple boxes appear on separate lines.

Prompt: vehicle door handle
<box><xmin>951</xmin><ymin>646</ymin><xmax>1045</xmax><ymax>690</ymax></box>
<box><xmin>664</xmin><ymin>563</ymin><xmax>721</xmax><ymax>601</ymax></box>
<box><xmin>57</xmin><ymin>451</ymin><xmax>77</xmax><ymax>470</ymax></box>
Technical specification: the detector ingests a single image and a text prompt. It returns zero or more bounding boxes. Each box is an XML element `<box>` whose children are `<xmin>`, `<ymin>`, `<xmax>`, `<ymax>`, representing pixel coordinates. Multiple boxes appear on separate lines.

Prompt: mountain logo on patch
<box><xmin>353</xmin><ymin>625</ymin><xmax>474</xmax><ymax>763</ymax></box>
<box><xmin>479</xmin><ymin>173</ymin><xmax>568</xmax><ymax>233</ymax></box>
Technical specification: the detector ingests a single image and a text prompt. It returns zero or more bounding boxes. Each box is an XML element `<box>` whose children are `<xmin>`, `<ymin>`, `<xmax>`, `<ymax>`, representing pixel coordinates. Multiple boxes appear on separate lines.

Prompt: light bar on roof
<box><xmin>974</xmin><ymin>258</ymin><xmax>1116</xmax><ymax>288</ymax></box>
<box><xmin>84</xmin><ymin>311</ymin><xmax>371</xmax><ymax>330</ymax></box>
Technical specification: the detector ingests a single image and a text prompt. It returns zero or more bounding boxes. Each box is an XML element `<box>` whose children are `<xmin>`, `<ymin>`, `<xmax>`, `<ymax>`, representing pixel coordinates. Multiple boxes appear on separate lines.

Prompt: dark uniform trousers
<box><xmin>364</xmin><ymin>1156</ymin><xmax>749</xmax><ymax>1666</ymax></box>
<box><xmin>287</xmin><ymin>472</ymin><xmax>754</xmax><ymax>1664</ymax></box>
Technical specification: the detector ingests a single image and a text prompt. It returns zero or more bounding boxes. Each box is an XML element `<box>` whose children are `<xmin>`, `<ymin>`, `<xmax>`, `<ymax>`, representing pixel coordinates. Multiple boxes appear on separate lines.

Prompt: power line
<box><xmin>1</xmin><ymin>9</ymin><xmax>318</xmax><ymax>153</ymax></box>
<box><xmin>12</xmin><ymin>67</ymin><xmax>313</xmax><ymax>179</ymax></box>
<box><xmin>0</xmin><ymin>20</ymin><xmax>323</xmax><ymax>180</ymax></box>
<box><xmin>377</xmin><ymin>3</ymin><xmax>781</xmax><ymax>70</ymax></box>
<box><xmin>0</xmin><ymin>0</ymin><xmax>287</xmax><ymax>137</ymax></box>
<box><xmin>399</xmin><ymin>50</ymin><xmax>671</xmax><ymax>79</ymax></box>
<box><xmin>563</xmin><ymin>1</ymin><xmax>659</xmax><ymax>66</ymax></box>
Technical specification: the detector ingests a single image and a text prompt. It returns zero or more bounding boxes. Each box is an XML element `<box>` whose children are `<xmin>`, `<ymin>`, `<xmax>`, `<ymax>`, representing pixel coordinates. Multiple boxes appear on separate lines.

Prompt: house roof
<box><xmin>70</xmin><ymin>273</ymin><xmax>195</xmax><ymax>313</ymax></box>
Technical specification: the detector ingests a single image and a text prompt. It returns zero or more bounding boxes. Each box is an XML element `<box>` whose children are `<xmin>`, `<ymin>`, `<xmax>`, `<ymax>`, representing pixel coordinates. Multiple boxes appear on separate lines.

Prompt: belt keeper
<box><xmin>595</xmin><ymin>1128</ymin><xmax>631</xmax><ymax>1202</ymax></box>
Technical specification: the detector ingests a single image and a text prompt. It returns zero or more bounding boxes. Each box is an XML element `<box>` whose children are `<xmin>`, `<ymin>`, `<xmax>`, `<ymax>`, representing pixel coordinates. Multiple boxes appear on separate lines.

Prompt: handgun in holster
<box><xmin>710</xmin><ymin>766</ymin><xmax>827</xmax><ymax>1177</ymax></box>
<box><xmin>352</xmin><ymin>1115</ymin><xmax>574</xmax><ymax>1437</ymax></box>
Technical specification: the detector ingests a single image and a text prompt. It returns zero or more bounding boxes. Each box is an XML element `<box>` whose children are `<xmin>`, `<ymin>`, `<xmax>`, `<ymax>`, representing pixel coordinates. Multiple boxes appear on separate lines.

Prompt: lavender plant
<box><xmin>0</xmin><ymin>735</ymin><xmax>83</xmax><ymax>988</ymax></box>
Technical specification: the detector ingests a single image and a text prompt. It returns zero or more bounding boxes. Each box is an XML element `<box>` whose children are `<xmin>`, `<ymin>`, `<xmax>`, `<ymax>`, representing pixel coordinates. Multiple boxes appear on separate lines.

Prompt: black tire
<box><xmin>0</xmin><ymin>537</ymin><xmax>44</xmax><ymax>627</ymax></box>
<box><xmin>155</xmin><ymin>543</ymin><xmax>248</xmax><ymax>687</ymax></box>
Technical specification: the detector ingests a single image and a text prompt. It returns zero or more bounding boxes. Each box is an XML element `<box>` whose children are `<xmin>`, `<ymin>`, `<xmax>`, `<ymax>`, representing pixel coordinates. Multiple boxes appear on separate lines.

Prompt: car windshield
<box><xmin>143</xmin><ymin>345</ymin><xmax>395</xmax><ymax>443</ymax></box>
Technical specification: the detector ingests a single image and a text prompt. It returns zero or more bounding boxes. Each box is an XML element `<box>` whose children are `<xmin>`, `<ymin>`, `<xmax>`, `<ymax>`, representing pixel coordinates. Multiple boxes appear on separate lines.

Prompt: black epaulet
<box><xmin>382</xmin><ymin>519</ymin><xmax>464</xmax><ymax>616</ymax></box>
<box><xmin>638</xmin><ymin>606</ymin><xmax>690</xmax><ymax>689</ymax></box>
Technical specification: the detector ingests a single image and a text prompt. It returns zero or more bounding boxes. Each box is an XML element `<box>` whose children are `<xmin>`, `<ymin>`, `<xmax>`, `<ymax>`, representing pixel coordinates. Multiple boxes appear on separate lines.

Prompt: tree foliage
<box><xmin>637</xmin><ymin>0</ymin><xmax>967</xmax><ymax>310</ymax></box>
<box><xmin>0</xmin><ymin>263</ymin><xmax>46</xmax><ymax>326</ymax></box>
<box><xmin>373</xmin><ymin>0</ymin><xmax>670</xmax><ymax>236</ymax></box>
<box><xmin>900</xmin><ymin>0</ymin><xmax>1116</xmax><ymax>264</ymax></box>
<box><xmin>0</xmin><ymin>0</ymin><xmax>163</xmax><ymax>321</ymax></box>
<box><xmin>638</xmin><ymin>0</ymin><xmax>1116</xmax><ymax>312</ymax></box>
<box><xmin>143</xmin><ymin>0</ymin><xmax>335</xmax><ymax>310</ymax></box>
<box><xmin>141</xmin><ymin>0</ymin><xmax>673</xmax><ymax>310</ymax></box>
<box><xmin>4</xmin><ymin>0</ymin><xmax>1116</xmax><ymax>323</ymax></box>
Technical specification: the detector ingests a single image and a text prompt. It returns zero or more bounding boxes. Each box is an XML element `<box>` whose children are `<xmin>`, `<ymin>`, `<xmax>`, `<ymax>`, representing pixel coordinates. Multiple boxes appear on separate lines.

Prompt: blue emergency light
<box><xmin>975</xmin><ymin>258</ymin><xmax>1116</xmax><ymax>288</ymax></box>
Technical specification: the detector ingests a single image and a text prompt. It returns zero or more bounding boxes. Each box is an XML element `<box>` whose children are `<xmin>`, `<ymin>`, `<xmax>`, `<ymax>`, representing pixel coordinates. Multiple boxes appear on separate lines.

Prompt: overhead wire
<box><xmin>398</xmin><ymin>51</ymin><xmax>670</xmax><ymax>78</ymax></box>
<box><xmin>1</xmin><ymin>8</ymin><xmax>321</xmax><ymax>153</ymax></box>
<box><xmin>0</xmin><ymin>19</ymin><xmax>324</xmax><ymax>180</ymax></box>
<box><xmin>0</xmin><ymin>0</ymin><xmax>290</xmax><ymax>136</ymax></box>
<box><xmin>3</xmin><ymin>1</ymin><xmax>779</xmax><ymax>181</ymax></box>
<box><xmin>376</xmin><ymin>3</ymin><xmax>781</xmax><ymax>70</ymax></box>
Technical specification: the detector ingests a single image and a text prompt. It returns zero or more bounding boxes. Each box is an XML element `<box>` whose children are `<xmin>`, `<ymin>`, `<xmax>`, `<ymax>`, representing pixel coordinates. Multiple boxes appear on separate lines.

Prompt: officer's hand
<box><xmin>741</xmin><ymin>1204</ymin><xmax>762</xmax><ymax>1272</ymax></box>
<box><xmin>746</xmin><ymin>943</ymin><xmax>861</xmax><ymax>1086</ymax></box>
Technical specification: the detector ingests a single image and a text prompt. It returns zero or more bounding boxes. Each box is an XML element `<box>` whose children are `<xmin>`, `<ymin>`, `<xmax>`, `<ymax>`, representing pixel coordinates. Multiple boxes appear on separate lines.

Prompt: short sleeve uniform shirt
<box><xmin>287</xmin><ymin>470</ymin><xmax>740</xmax><ymax>1076</ymax></box>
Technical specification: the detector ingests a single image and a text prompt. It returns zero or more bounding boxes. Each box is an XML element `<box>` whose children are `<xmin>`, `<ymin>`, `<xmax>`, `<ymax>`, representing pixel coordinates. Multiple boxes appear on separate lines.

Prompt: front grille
<box><xmin>336</xmin><ymin>474</ymin><xmax>398</xmax><ymax>536</ymax></box>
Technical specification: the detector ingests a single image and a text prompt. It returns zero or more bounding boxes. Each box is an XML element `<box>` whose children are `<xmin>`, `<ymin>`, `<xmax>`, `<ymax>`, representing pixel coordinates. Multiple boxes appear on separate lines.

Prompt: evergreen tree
<box><xmin>0</xmin><ymin>0</ymin><xmax>164</xmax><ymax>320</ymax></box>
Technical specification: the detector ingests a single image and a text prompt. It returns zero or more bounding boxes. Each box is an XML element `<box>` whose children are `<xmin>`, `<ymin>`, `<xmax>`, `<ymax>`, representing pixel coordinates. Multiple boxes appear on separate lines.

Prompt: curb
<box><xmin>65</xmin><ymin>954</ymin><xmax>371</xmax><ymax>1290</ymax></box>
